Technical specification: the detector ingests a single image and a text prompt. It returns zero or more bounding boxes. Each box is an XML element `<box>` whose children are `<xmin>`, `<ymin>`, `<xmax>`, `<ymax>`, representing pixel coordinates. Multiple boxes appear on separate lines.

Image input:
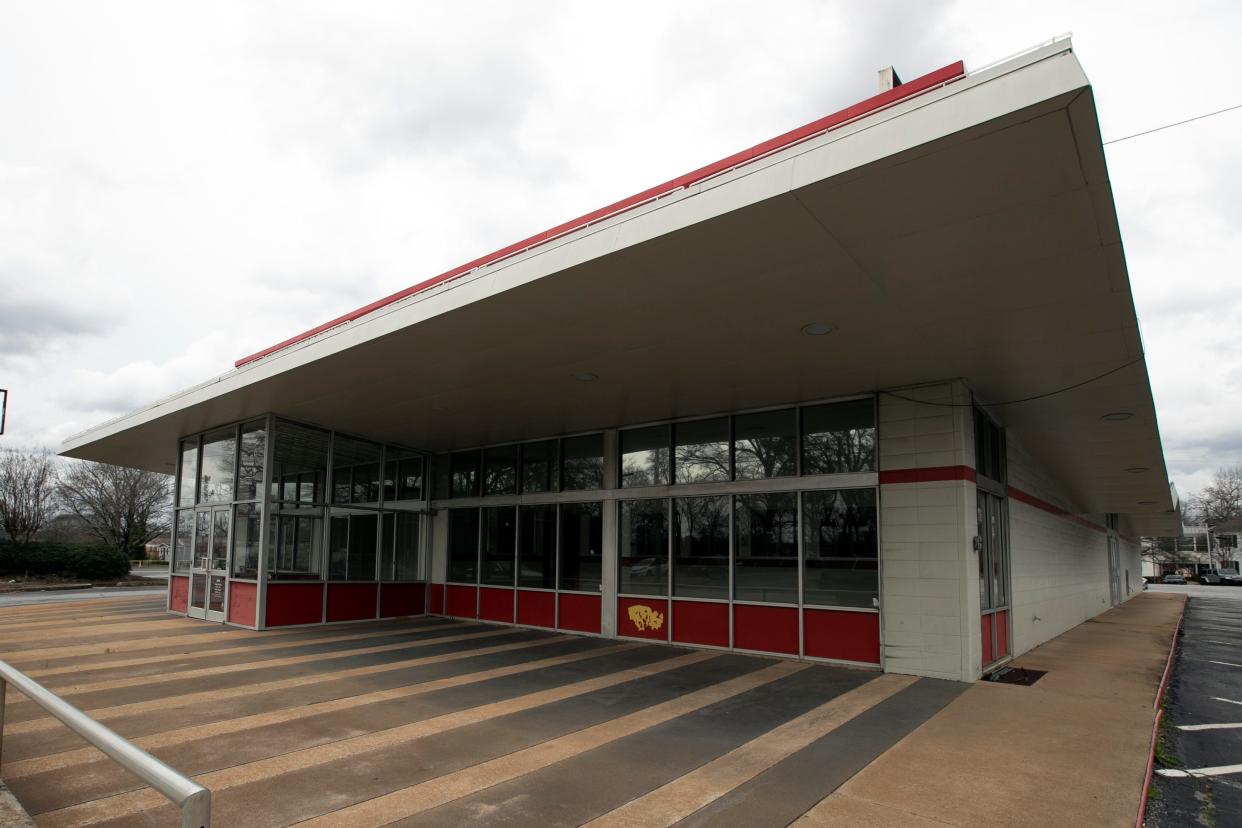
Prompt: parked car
<box><xmin>1200</xmin><ymin>568</ymin><xmax>1241</xmax><ymax>585</ymax></box>
<box><xmin>1162</xmin><ymin>573</ymin><xmax>1187</xmax><ymax>585</ymax></box>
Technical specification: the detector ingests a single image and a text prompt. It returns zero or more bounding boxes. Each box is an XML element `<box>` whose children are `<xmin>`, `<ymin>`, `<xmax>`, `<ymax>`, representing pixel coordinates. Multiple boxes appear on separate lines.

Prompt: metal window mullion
<box><xmin>666</xmin><ymin>497</ymin><xmax>673</xmax><ymax>642</ymax></box>
<box><xmin>797</xmin><ymin>491</ymin><xmax>805</xmax><ymax>659</ymax></box>
<box><xmin>728</xmin><ymin>493</ymin><xmax>735</xmax><ymax>649</ymax></box>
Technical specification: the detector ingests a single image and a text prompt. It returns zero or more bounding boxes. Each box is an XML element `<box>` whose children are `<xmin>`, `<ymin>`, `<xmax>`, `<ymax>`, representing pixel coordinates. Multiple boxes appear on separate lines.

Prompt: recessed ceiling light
<box><xmin>801</xmin><ymin>322</ymin><xmax>835</xmax><ymax>336</ymax></box>
<box><xmin>1137</xmin><ymin>500</ymin><xmax>1156</xmax><ymax>506</ymax></box>
<box><xmin>1125</xmin><ymin>466</ymin><xmax>1149</xmax><ymax>474</ymax></box>
<box><xmin>1101</xmin><ymin>412</ymin><xmax>1133</xmax><ymax>421</ymax></box>
<box><xmin>574</xmin><ymin>372</ymin><xmax>598</xmax><ymax>382</ymax></box>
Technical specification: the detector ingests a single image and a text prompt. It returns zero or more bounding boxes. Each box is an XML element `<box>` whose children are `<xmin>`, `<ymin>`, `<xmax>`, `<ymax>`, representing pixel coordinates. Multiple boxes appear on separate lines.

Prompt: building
<box><xmin>61</xmin><ymin>38</ymin><xmax>1178</xmax><ymax>684</ymax></box>
<box><xmin>1142</xmin><ymin>522</ymin><xmax>1240</xmax><ymax>578</ymax></box>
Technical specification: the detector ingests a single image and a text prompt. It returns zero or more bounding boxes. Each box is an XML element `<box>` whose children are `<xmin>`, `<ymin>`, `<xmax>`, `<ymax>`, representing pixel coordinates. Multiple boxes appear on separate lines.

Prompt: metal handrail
<box><xmin>0</xmin><ymin>659</ymin><xmax>210</xmax><ymax>827</ymax></box>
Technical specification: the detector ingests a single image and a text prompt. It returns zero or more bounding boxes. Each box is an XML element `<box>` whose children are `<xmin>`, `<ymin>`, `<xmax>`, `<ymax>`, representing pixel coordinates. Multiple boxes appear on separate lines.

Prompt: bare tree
<box><xmin>0</xmin><ymin>448</ymin><xmax>59</xmax><ymax>547</ymax></box>
<box><xmin>58</xmin><ymin>461</ymin><xmax>172</xmax><ymax>556</ymax></box>
<box><xmin>1190</xmin><ymin>465</ymin><xmax>1242</xmax><ymax>527</ymax></box>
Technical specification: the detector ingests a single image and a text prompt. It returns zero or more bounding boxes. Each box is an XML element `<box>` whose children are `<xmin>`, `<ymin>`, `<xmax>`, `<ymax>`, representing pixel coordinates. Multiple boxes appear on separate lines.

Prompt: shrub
<box><xmin>0</xmin><ymin>542</ymin><xmax>131</xmax><ymax>581</ymax></box>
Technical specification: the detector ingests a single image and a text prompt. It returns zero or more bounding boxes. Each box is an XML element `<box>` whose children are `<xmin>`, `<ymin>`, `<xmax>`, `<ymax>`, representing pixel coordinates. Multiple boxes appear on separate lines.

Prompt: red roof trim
<box><xmin>235</xmin><ymin>60</ymin><xmax>966</xmax><ymax>368</ymax></box>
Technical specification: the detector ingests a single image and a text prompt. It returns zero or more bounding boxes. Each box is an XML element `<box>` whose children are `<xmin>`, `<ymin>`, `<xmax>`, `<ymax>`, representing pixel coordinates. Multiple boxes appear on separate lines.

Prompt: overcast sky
<box><xmin>1</xmin><ymin>1</ymin><xmax>1240</xmax><ymax>497</ymax></box>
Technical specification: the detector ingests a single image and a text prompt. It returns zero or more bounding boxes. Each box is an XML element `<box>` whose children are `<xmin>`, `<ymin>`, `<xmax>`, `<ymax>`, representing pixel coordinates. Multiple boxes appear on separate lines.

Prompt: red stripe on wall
<box><xmin>1007</xmin><ymin>486</ymin><xmax>1106</xmax><ymax>533</ymax></box>
<box><xmin>733</xmin><ymin>604</ymin><xmax>799</xmax><ymax>655</ymax></box>
<box><xmin>235</xmin><ymin>61</ymin><xmax>965</xmax><ymax>368</ymax></box>
<box><xmin>879</xmin><ymin>465</ymin><xmax>977</xmax><ymax>484</ymax></box>
<box><xmin>881</xmin><ymin>464</ymin><xmax>1107</xmax><ymax>535</ymax></box>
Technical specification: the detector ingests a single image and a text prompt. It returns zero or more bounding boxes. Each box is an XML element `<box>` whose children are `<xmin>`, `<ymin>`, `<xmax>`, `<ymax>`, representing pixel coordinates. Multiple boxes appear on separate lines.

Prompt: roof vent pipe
<box><xmin>878</xmin><ymin>66</ymin><xmax>903</xmax><ymax>92</ymax></box>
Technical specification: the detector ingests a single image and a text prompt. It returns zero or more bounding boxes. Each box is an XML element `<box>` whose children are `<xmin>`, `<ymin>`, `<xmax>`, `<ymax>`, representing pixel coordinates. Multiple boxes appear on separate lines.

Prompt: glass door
<box><xmin>188</xmin><ymin>507</ymin><xmax>231</xmax><ymax>621</ymax></box>
<box><xmin>977</xmin><ymin>490</ymin><xmax>1011</xmax><ymax>668</ymax></box>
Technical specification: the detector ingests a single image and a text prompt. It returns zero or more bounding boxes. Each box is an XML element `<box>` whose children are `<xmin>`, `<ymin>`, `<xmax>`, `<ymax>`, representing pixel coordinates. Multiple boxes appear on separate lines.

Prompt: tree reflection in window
<box><xmin>801</xmin><ymin>400</ymin><xmax>876</xmax><ymax>474</ymax></box>
<box><xmin>674</xmin><ymin>418</ymin><xmax>730</xmax><ymax>483</ymax></box>
<box><xmin>734</xmin><ymin>409</ymin><xmax>796</xmax><ymax>480</ymax></box>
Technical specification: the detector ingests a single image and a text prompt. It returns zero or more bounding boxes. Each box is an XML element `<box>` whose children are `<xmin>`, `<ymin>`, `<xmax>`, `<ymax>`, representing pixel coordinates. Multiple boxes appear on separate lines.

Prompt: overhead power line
<box><xmin>1104</xmin><ymin>102</ymin><xmax>1242</xmax><ymax>145</ymax></box>
<box><xmin>879</xmin><ymin>357</ymin><xmax>1147</xmax><ymax>409</ymax></box>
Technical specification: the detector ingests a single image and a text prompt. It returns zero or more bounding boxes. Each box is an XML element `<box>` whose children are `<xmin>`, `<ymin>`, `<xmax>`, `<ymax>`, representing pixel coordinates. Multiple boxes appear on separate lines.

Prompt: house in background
<box><xmin>1143</xmin><ymin>521</ymin><xmax>1241</xmax><ymax>578</ymax></box>
<box><xmin>60</xmin><ymin>38</ymin><xmax>1178</xmax><ymax>683</ymax></box>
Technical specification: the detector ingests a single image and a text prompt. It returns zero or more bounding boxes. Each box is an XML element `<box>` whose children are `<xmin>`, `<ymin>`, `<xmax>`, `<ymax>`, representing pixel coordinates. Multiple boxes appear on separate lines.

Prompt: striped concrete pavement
<box><xmin>0</xmin><ymin>594</ymin><xmax>966</xmax><ymax>827</ymax></box>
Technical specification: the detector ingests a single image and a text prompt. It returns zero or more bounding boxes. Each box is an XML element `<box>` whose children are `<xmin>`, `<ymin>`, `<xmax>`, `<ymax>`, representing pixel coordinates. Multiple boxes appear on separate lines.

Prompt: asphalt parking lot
<box><xmin>1148</xmin><ymin>595</ymin><xmax>1242</xmax><ymax>826</ymax></box>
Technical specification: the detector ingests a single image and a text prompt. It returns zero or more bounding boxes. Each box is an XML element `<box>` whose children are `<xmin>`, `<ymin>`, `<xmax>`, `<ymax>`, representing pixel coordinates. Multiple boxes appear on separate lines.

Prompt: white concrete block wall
<box><xmin>879</xmin><ymin>381</ymin><xmax>978</xmax><ymax>682</ymax></box>
<box><xmin>1003</xmin><ymin>431</ymin><xmax>1134</xmax><ymax>657</ymax></box>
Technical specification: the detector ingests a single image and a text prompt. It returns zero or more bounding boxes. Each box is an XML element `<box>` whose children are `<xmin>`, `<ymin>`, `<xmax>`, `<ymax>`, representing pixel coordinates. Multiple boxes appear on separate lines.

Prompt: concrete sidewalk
<box><xmin>799</xmin><ymin>592</ymin><xmax>1184</xmax><ymax>827</ymax></box>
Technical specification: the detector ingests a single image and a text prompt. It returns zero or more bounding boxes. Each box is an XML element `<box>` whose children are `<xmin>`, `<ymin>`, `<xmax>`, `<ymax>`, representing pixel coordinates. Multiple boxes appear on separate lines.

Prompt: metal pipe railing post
<box><xmin>0</xmin><ymin>660</ymin><xmax>208</xmax><ymax>826</ymax></box>
<box><xmin>0</xmin><ymin>675</ymin><xmax>7</xmax><ymax>771</ymax></box>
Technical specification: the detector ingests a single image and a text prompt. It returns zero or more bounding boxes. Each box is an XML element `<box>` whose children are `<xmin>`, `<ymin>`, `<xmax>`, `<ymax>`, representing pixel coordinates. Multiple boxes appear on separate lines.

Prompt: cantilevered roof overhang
<box><xmin>61</xmin><ymin>37</ymin><xmax>1178</xmax><ymax>534</ymax></box>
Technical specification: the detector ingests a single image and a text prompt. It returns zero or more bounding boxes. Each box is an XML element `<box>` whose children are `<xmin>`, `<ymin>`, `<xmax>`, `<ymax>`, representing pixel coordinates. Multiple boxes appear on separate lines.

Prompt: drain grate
<box><xmin>986</xmin><ymin>666</ymin><xmax>1046</xmax><ymax>686</ymax></box>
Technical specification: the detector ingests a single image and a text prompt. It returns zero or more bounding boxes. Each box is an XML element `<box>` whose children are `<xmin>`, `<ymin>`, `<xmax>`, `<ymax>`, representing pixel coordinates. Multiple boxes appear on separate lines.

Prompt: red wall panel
<box><xmin>672</xmin><ymin>600</ymin><xmax>729</xmax><ymax>648</ymax></box>
<box><xmin>380</xmin><ymin>582</ymin><xmax>426</xmax><ymax>618</ymax></box>
<box><xmin>326</xmin><ymin>583</ymin><xmax>378</xmax><ymax>622</ymax></box>
<box><xmin>558</xmin><ymin>593</ymin><xmax>601</xmax><ymax>634</ymax></box>
<box><xmin>733</xmin><ymin>604</ymin><xmax>798</xmax><ymax>655</ymax></box>
<box><xmin>981</xmin><ymin>615</ymin><xmax>994</xmax><ymax>666</ymax></box>
<box><xmin>169</xmin><ymin>575</ymin><xmax>190</xmax><ymax>613</ymax></box>
<box><xmin>429</xmin><ymin>583</ymin><xmax>445</xmax><ymax>615</ymax></box>
<box><xmin>617</xmin><ymin>597</ymin><xmax>669</xmax><ymax>641</ymax></box>
<box><xmin>226</xmin><ymin>581</ymin><xmax>258</xmax><ymax>627</ymax></box>
<box><xmin>516</xmin><ymin>590</ymin><xmax>556</xmax><ymax>628</ymax></box>
<box><xmin>803</xmin><ymin>609</ymin><xmax>880</xmax><ymax>664</ymax></box>
<box><xmin>266</xmin><ymin>583</ymin><xmax>325</xmax><ymax>627</ymax></box>
<box><xmin>995</xmin><ymin>610</ymin><xmax>1009</xmax><ymax>659</ymax></box>
<box><xmin>445</xmin><ymin>584</ymin><xmax>478</xmax><ymax>619</ymax></box>
<box><xmin>479</xmin><ymin>586</ymin><xmax>515</xmax><ymax>624</ymax></box>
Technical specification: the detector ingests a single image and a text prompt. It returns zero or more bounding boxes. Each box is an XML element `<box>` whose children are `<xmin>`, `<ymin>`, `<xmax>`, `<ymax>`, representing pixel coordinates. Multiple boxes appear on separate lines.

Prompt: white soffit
<box><xmin>59</xmin><ymin>39</ymin><xmax>1177</xmax><ymax>532</ymax></box>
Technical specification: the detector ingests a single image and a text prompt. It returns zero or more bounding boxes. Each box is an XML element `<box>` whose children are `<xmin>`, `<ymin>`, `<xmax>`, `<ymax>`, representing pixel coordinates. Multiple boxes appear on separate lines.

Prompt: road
<box><xmin>0</xmin><ymin>586</ymin><xmax>165</xmax><ymax>608</ymax></box>
<box><xmin>1148</xmin><ymin>594</ymin><xmax>1242</xmax><ymax>827</ymax></box>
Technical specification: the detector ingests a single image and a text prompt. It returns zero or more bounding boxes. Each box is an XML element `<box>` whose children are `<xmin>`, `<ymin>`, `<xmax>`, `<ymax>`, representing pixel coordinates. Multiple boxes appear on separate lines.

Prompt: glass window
<box><xmin>561</xmin><ymin>434</ymin><xmax>604</xmax><ymax>491</ymax></box>
<box><xmin>674</xmin><ymin>418</ymin><xmax>730</xmax><ymax>483</ymax></box>
<box><xmin>974</xmin><ymin>408</ymin><xmax>1006</xmax><ymax>482</ymax></box>
<box><xmin>734</xmin><ymin>492</ymin><xmax>798</xmax><ymax>603</ymax></box>
<box><xmin>559</xmin><ymin>501</ymin><xmax>602</xmax><ymax>591</ymax></box>
<box><xmin>977</xmin><ymin>491</ymin><xmax>989</xmax><ymax>610</ymax></box>
<box><xmin>434</xmin><ymin>453</ymin><xmax>451</xmax><ymax>499</ymax></box>
<box><xmin>172</xmin><ymin>510</ymin><xmax>192</xmax><ymax>572</ymax></box>
<box><xmin>329</xmin><ymin>512</ymin><xmax>377</xmax><ymax>581</ymax></box>
<box><xmin>802</xmin><ymin>399</ymin><xmax>876</xmax><ymax>474</ymax></box>
<box><xmin>450</xmin><ymin>451</ymin><xmax>481</xmax><ymax>498</ymax></box>
<box><xmin>333</xmin><ymin>436</ymin><xmax>381</xmax><ymax>505</ymax></box>
<box><xmin>384</xmin><ymin>449</ymin><xmax>424</xmax><ymax>502</ymax></box>
<box><xmin>620</xmin><ymin>426</ymin><xmax>670</xmax><ymax>488</ymax></box>
<box><xmin>394</xmin><ymin>511</ymin><xmax>421</xmax><ymax>580</ymax></box>
<box><xmin>674</xmin><ymin>496</ymin><xmax>729</xmax><ymax>599</ymax></box>
<box><xmin>267</xmin><ymin>512</ymin><xmax>323</xmax><ymax>580</ymax></box>
<box><xmin>483</xmin><ymin>446</ymin><xmax>518</xmax><ymax>496</ymax></box>
<box><xmin>482</xmin><ymin>506</ymin><xmax>517</xmax><ymax>586</ymax></box>
<box><xmin>447</xmin><ymin>508</ymin><xmax>480</xmax><ymax>583</ymax></box>
<box><xmin>237</xmin><ymin>420</ymin><xmax>266</xmax><ymax>501</ymax></box>
<box><xmin>380</xmin><ymin>511</ymin><xmax>422</xmax><ymax>581</ymax></box>
<box><xmin>271</xmin><ymin>422</ymin><xmax>329</xmax><ymax>506</ymax></box>
<box><xmin>177</xmin><ymin>440</ymin><xmax>198</xmax><ymax>508</ymax></box>
<box><xmin>734</xmin><ymin>409</ymin><xmax>796</xmax><ymax>480</ymax></box>
<box><xmin>520</xmin><ymin>441</ymin><xmax>557</xmax><ymax>493</ymax></box>
<box><xmin>200</xmin><ymin>427</ymin><xmax>236</xmax><ymax>504</ymax></box>
<box><xmin>619</xmin><ymin>499</ymin><xmax>668</xmax><ymax>596</ymax></box>
<box><xmin>518</xmin><ymin>504</ymin><xmax>557</xmax><ymax>589</ymax></box>
<box><xmin>802</xmin><ymin>489</ymin><xmax>878</xmax><ymax>609</ymax></box>
<box><xmin>231</xmin><ymin>503</ymin><xmax>261</xmax><ymax>579</ymax></box>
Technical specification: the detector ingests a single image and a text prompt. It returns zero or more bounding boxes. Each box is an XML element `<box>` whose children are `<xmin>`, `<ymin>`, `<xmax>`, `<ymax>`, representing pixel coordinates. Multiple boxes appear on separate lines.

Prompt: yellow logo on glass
<box><xmin>628</xmin><ymin>604</ymin><xmax>664</xmax><ymax>632</ymax></box>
